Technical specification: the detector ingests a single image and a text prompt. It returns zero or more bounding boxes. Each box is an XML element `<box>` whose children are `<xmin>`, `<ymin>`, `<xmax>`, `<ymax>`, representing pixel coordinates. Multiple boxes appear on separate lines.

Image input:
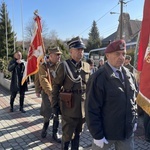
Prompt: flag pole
<box><xmin>134</xmin><ymin>31</ymin><xmax>140</xmax><ymax>83</ymax></box>
<box><xmin>34</xmin><ymin>10</ymin><xmax>46</xmax><ymax>56</ymax></box>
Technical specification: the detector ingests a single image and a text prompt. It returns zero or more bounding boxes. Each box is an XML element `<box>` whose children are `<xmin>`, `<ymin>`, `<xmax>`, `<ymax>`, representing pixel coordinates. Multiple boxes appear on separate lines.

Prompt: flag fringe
<box><xmin>136</xmin><ymin>92</ymin><xmax>150</xmax><ymax>115</ymax></box>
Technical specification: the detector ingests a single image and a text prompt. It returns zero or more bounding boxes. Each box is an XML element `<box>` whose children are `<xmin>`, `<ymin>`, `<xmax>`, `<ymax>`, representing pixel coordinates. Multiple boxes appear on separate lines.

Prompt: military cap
<box><xmin>125</xmin><ymin>55</ymin><xmax>132</xmax><ymax>60</ymax></box>
<box><xmin>105</xmin><ymin>39</ymin><xmax>126</xmax><ymax>53</ymax></box>
<box><xmin>67</xmin><ymin>36</ymin><xmax>86</xmax><ymax>49</ymax></box>
<box><xmin>48</xmin><ymin>47</ymin><xmax>62</xmax><ymax>54</ymax></box>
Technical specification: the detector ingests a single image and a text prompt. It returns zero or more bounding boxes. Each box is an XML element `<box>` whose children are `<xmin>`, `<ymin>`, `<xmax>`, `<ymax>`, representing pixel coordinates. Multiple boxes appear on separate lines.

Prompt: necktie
<box><xmin>116</xmin><ymin>70</ymin><xmax>124</xmax><ymax>83</ymax></box>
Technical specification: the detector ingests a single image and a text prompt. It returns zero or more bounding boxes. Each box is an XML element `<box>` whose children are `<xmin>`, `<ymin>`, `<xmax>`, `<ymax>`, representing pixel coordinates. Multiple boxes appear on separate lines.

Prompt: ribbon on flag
<box><xmin>136</xmin><ymin>0</ymin><xmax>150</xmax><ymax>115</ymax></box>
<box><xmin>22</xmin><ymin>13</ymin><xmax>44</xmax><ymax>85</ymax></box>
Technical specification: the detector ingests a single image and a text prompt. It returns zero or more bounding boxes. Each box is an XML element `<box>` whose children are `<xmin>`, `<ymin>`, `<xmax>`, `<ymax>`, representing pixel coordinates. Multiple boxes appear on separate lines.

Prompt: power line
<box><xmin>100</xmin><ymin>24</ymin><xmax>118</xmax><ymax>36</ymax></box>
<box><xmin>78</xmin><ymin>3</ymin><xmax>119</xmax><ymax>36</ymax></box>
<box><xmin>124</xmin><ymin>0</ymin><xmax>134</xmax><ymax>4</ymax></box>
<box><xmin>79</xmin><ymin>0</ymin><xmax>138</xmax><ymax>39</ymax></box>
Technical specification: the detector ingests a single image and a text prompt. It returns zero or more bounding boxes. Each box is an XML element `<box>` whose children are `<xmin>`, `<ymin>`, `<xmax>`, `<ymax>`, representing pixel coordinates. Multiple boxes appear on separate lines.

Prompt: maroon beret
<box><xmin>105</xmin><ymin>39</ymin><xmax>126</xmax><ymax>53</ymax></box>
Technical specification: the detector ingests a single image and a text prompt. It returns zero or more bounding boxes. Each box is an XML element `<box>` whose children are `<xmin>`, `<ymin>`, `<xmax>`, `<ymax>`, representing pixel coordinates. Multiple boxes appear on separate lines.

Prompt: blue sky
<box><xmin>2</xmin><ymin>0</ymin><xmax>144</xmax><ymax>41</ymax></box>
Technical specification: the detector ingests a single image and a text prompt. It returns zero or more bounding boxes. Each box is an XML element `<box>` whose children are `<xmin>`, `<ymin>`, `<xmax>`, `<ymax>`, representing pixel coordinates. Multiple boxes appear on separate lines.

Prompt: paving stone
<box><xmin>16</xmin><ymin>138</ymin><xmax>24</xmax><ymax>143</ymax></box>
<box><xmin>1</xmin><ymin>85</ymin><xmax>150</xmax><ymax>150</ymax></box>
<box><xmin>0</xmin><ymin>146</ymin><xmax>5</xmax><ymax>150</ymax></box>
<box><xmin>10</xmin><ymin>142</ymin><xmax>19</xmax><ymax>147</ymax></box>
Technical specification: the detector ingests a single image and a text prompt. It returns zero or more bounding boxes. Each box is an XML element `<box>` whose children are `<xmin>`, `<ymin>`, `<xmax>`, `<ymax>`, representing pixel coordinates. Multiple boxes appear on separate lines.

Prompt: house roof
<box><xmin>129</xmin><ymin>20</ymin><xmax>141</xmax><ymax>38</ymax></box>
<box><xmin>102</xmin><ymin>32</ymin><xmax>117</xmax><ymax>45</ymax></box>
<box><xmin>102</xmin><ymin>15</ymin><xmax>141</xmax><ymax>46</ymax></box>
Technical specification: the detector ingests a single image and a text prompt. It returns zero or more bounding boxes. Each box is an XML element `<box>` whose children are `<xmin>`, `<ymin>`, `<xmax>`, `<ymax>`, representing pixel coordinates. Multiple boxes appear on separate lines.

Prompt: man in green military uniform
<box><xmin>51</xmin><ymin>36</ymin><xmax>90</xmax><ymax>150</ymax></box>
<box><xmin>34</xmin><ymin>47</ymin><xmax>62</xmax><ymax>143</ymax></box>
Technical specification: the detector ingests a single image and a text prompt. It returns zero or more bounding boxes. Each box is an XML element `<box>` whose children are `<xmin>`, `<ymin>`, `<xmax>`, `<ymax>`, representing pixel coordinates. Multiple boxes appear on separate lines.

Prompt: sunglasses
<box><xmin>56</xmin><ymin>54</ymin><xmax>61</xmax><ymax>56</ymax></box>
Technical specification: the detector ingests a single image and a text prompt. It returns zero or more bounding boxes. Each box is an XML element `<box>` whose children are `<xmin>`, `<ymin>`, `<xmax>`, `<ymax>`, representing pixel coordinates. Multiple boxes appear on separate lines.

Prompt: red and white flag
<box><xmin>136</xmin><ymin>0</ymin><xmax>150</xmax><ymax>115</ymax></box>
<box><xmin>22</xmin><ymin>15</ymin><xmax>44</xmax><ymax>85</ymax></box>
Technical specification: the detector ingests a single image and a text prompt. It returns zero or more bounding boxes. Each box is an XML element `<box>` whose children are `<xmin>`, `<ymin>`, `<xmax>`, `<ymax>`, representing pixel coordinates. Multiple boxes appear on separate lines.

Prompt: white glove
<box><xmin>94</xmin><ymin>137</ymin><xmax>109</xmax><ymax>148</ymax></box>
<box><xmin>133</xmin><ymin>123</ymin><xmax>137</xmax><ymax>132</ymax></box>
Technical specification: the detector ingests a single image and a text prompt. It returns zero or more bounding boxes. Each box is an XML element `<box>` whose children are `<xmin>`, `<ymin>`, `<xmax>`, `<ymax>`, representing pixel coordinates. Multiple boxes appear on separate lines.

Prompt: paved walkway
<box><xmin>0</xmin><ymin>84</ymin><xmax>150</xmax><ymax>150</ymax></box>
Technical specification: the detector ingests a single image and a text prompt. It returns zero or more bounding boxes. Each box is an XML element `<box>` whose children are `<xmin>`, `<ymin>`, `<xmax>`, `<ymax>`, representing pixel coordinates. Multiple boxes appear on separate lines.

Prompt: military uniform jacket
<box><xmin>39</xmin><ymin>62</ymin><xmax>59</xmax><ymax>97</ymax></box>
<box><xmin>85</xmin><ymin>62</ymin><xmax>138</xmax><ymax>140</ymax></box>
<box><xmin>36</xmin><ymin>62</ymin><xmax>59</xmax><ymax>118</ymax></box>
<box><xmin>52</xmin><ymin>59</ymin><xmax>90</xmax><ymax>118</ymax></box>
<box><xmin>34</xmin><ymin>72</ymin><xmax>41</xmax><ymax>94</ymax></box>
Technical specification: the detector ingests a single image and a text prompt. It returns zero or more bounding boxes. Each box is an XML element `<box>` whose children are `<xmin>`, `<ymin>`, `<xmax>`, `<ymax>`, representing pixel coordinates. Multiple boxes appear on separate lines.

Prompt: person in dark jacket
<box><xmin>8</xmin><ymin>51</ymin><xmax>27</xmax><ymax>113</ymax></box>
<box><xmin>85</xmin><ymin>39</ymin><xmax>138</xmax><ymax>150</ymax></box>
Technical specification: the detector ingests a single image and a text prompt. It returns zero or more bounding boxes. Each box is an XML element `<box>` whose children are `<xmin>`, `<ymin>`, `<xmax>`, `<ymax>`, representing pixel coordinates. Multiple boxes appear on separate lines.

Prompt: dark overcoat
<box><xmin>8</xmin><ymin>58</ymin><xmax>27</xmax><ymax>92</ymax></box>
<box><xmin>85</xmin><ymin>62</ymin><xmax>138</xmax><ymax>140</ymax></box>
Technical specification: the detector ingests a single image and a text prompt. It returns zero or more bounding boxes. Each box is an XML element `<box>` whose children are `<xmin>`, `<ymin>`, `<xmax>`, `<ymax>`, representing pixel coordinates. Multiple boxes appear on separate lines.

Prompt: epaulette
<box><xmin>82</xmin><ymin>61</ymin><xmax>91</xmax><ymax>73</ymax></box>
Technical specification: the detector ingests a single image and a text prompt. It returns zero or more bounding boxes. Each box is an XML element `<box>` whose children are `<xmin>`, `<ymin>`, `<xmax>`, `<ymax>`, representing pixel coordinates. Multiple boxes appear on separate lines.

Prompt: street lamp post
<box><xmin>110</xmin><ymin>11</ymin><xmax>122</xmax><ymax>39</ymax></box>
<box><xmin>110</xmin><ymin>12</ymin><xmax>120</xmax><ymax>15</ymax></box>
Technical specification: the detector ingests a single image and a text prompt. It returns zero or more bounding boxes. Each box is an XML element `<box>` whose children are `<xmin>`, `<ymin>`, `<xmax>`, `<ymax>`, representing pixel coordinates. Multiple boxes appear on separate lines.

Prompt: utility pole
<box><xmin>120</xmin><ymin>0</ymin><xmax>124</xmax><ymax>39</ymax></box>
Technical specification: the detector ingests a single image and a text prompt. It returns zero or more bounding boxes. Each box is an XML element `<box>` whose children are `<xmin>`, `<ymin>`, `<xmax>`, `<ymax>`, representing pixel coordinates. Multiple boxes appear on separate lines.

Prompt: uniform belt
<box><xmin>63</xmin><ymin>89</ymin><xmax>85</xmax><ymax>94</ymax></box>
<box><xmin>72</xmin><ymin>89</ymin><xmax>85</xmax><ymax>94</ymax></box>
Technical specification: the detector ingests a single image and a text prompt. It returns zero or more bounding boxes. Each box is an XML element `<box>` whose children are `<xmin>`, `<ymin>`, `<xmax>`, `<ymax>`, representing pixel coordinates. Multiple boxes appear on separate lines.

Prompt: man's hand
<box><xmin>94</xmin><ymin>137</ymin><xmax>108</xmax><ymax>148</ymax></box>
<box><xmin>52</xmin><ymin>107</ymin><xmax>59</xmax><ymax>116</ymax></box>
<box><xmin>36</xmin><ymin>93</ymin><xmax>41</xmax><ymax>98</ymax></box>
<box><xmin>16</xmin><ymin>59</ymin><xmax>22</xmax><ymax>64</ymax></box>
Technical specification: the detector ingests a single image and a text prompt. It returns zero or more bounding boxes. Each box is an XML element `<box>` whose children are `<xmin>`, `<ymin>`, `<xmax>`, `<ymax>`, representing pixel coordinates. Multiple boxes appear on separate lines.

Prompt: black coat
<box><xmin>85</xmin><ymin>62</ymin><xmax>138</xmax><ymax>140</ymax></box>
<box><xmin>8</xmin><ymin>58</ymin><xmax>28</xmax><ymax>92</ymax></box>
